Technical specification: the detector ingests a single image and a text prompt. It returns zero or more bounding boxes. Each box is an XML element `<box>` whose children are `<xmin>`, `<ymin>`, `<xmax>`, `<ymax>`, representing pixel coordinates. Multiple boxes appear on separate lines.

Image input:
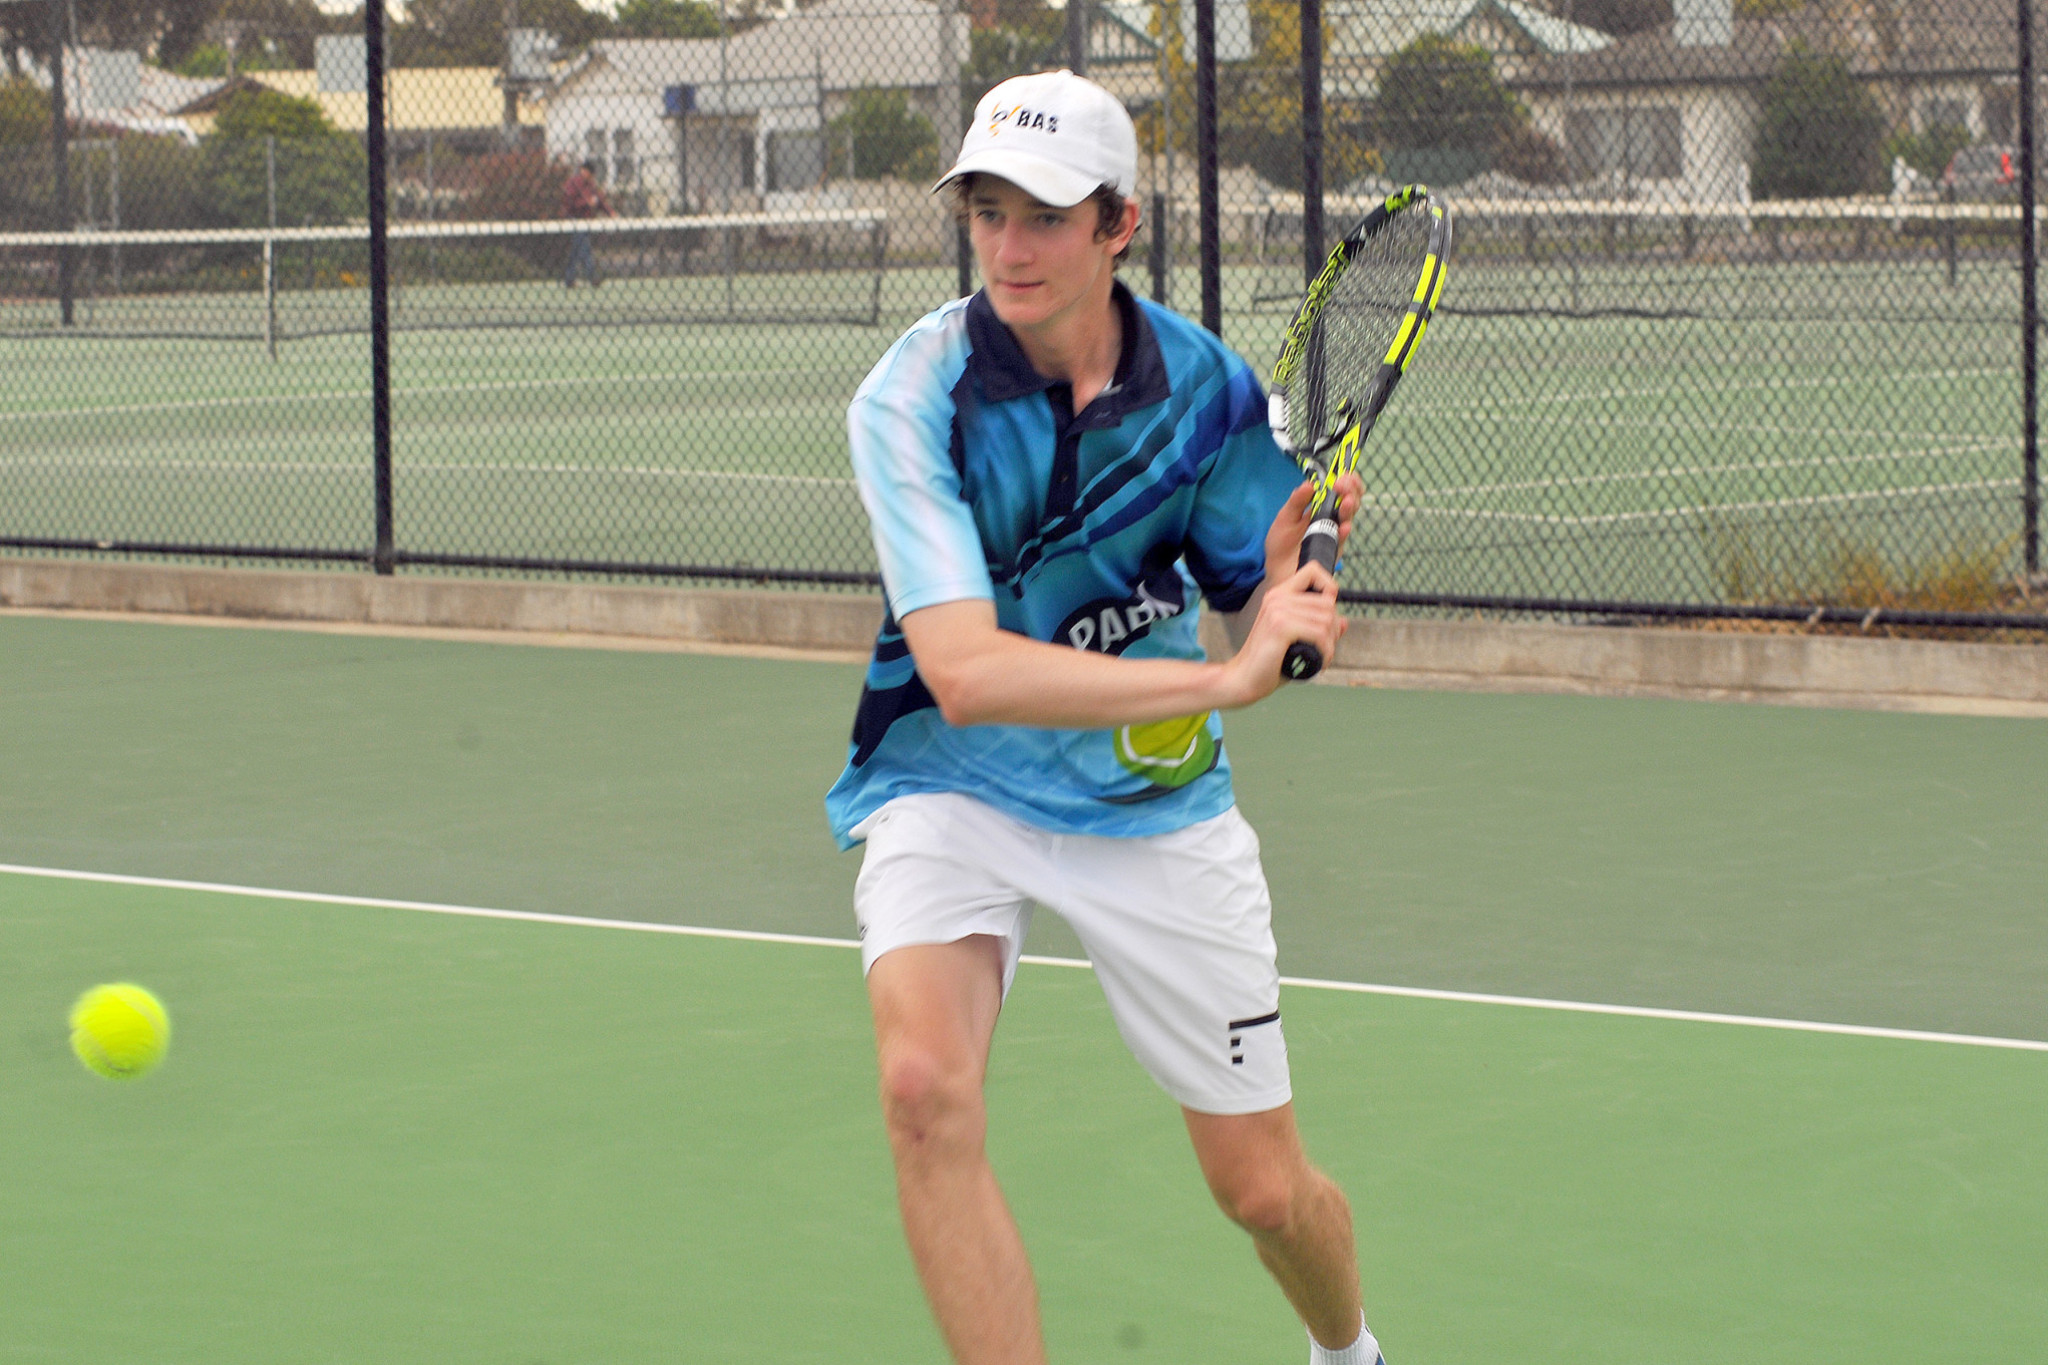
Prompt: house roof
<box><xmin>547</xmin><ymin>0</ymin><xmax>972</xmax><ymax>110</ymax></box>
<box><xmin>1329</xmin><ymin>0</ymin><xmax>1612</xmax><ymax>60</ymax></box>
<box><xmin>1518</xmin><ymin>0</ymin><xmax>2029</xmax><ymax>91</ymax></box>
<box><xmin>207</xmin><ymin>67</ymin><xmax>544</xmax><ymax>133</ymax></box>
<box><xmin>22</xmin><ymin>50</ymin><xmax>229</xmax><ymax>142</ymax></box>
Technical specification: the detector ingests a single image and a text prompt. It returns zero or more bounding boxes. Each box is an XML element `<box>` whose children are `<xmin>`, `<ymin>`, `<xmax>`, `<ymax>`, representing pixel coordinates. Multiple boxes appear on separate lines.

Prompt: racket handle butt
<box><xmin>1281</xmin><ymin>641</ymin><xmax>1325</xmax><ymax>681</ymax></box>
<box><xmin>1280</xmin><ymin>517</ymin><xmax>1340</xmax><ymax>681</ymax></box>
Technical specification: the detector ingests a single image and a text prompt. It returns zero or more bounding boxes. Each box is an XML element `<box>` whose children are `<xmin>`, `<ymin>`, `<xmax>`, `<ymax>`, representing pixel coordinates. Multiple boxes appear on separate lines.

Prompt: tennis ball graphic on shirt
<box><xmin>1113</xmin><ymin>713</ymin><xmax>1219</xmax><ymax>790</ymax></box>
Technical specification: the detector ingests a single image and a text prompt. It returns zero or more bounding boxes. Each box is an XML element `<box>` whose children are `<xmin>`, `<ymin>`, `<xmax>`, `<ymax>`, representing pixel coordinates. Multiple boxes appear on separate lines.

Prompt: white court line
<box><xmin>4</xmin><ymin>861</ymin><xmax>2042</xmax><ymax>1056</ymax></box>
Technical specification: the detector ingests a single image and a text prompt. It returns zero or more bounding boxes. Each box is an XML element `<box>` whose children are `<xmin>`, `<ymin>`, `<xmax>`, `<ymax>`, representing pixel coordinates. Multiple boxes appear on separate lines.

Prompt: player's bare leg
<box><xmin>1184</xmin><ymin>1103</ymin><xmax>1369</xmax><ymax>1353</ymax></box>
<box><xmin>868</xmin><ymin>936</ymin><xmax>1046</xmax><ymax>1365</ymax></box>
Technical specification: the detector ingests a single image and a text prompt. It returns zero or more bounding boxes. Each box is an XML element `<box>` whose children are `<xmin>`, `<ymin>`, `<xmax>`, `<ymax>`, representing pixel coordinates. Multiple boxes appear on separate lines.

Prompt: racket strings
<box><xmin>1287</xmin><ymin>210</ymin><xmax>1437</xmax><ymax>456</ymax></box>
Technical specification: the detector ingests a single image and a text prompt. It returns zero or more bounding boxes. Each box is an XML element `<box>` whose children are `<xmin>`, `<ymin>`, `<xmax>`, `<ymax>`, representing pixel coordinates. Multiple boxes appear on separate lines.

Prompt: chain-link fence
<box><xmin>2</xmin><ymin>0</ymin><xmax>2042</xmax><ymax>630</ymax></box>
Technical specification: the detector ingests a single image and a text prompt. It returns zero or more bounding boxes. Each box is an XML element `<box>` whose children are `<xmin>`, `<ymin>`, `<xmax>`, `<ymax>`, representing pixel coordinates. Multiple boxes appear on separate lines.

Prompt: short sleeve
<box><xmin>1182</xmin><ymin>363</ymin><xmax>1304</xmax><ymax>614</ymax></box>
<box><xmin>847</xmin><ymin>327</ymin><xmax>996</xmax><ymax>617</ymax></box>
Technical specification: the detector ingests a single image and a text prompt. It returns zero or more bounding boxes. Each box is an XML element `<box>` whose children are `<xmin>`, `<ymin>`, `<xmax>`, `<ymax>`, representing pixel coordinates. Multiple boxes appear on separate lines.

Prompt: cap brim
<box><xmin>930</xmin><ymin>148</ymin><xmax>1102</xmax><ymax>208</ymax></box>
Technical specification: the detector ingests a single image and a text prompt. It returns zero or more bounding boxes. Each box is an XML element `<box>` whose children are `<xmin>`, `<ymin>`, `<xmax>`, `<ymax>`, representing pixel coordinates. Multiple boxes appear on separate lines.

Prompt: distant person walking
<box><xmin>562</xmin><ymin>158</ymin><xmax>612</xmax><ymax>288</ymax></box>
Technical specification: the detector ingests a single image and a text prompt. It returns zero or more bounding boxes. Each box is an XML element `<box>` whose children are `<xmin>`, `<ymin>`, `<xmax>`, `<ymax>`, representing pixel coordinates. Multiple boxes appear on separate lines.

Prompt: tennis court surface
<box><xmin>4</xmin><ymin>612</ymin><xmax>2043</xmax><ymax>1362</ymax></box>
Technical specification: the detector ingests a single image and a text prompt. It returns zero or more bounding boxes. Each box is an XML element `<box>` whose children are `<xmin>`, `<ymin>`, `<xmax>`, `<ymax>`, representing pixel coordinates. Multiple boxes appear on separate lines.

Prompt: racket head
<box><xmin>1268</xmin><ymin>185</ymin><xmax>1453</xmax><ymax>487</ymax></box>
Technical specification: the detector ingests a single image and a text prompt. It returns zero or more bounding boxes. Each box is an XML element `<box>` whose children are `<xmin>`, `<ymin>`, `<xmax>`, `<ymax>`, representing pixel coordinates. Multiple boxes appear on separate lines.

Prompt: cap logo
<box><xmin>988</xmin><ymin>103</ymin><xmax>1057</xmax><ymax>137</ymax></box>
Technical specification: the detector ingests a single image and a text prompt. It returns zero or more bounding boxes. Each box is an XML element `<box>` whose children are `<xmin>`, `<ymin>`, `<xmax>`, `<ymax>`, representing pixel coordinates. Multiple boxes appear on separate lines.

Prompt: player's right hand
<box><xmin>1227</xmin><ymin>560</ymin><xmax>1346</xmax><ymax>703</ymax></box>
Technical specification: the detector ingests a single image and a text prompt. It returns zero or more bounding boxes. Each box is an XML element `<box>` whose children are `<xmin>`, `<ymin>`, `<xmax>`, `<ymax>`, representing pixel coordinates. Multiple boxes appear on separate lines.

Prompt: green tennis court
<box><xmin>3</xmin><ymin>611</ymin><xmax>2043</xmax><ymax>1362</ymax></box>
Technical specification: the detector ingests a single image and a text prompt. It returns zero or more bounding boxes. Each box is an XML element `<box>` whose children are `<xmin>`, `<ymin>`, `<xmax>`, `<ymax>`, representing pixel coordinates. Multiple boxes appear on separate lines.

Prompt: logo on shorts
<box><xmin>1228</xmin><ymin>1010</ymin><xmax>1280</xmax><ymax>1066</ymax></box>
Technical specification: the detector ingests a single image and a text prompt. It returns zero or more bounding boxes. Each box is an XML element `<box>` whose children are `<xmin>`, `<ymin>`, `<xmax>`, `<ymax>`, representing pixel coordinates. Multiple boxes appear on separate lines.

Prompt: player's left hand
<box><xmin>1264</xmin><ymin>472</ymin><xmax>1365</xmax><ymax>586</ymax></box>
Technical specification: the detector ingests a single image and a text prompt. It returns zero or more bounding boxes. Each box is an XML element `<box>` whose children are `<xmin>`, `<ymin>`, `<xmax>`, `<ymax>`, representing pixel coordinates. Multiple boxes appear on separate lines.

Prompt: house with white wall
<box><xmin>539</xmin><ymin>0</ymin><xmax>970</xmax><ymax>214</ymax></box>
<box><xmin>1514</xmin><ymin>0</ymin><xmax>2028</xmax><ymax>205</ymax></box>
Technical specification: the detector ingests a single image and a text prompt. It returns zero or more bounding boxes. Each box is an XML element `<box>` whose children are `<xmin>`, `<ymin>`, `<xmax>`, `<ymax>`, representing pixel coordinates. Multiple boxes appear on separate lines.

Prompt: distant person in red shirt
<box><xmin>561</xmin><ymin>158</ymin><xmax>612</xmax><ymax>288</ymax></box>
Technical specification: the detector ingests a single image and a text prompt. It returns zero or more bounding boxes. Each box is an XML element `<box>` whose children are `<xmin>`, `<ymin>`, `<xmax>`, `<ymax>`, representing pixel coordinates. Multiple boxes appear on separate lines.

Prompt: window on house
<box><xmin>766</xmin><ymin>131</ymin><xmax>825</xmax><ymax>192</ymax></box>
<box><xmin>584</xmin><ymin>128</ymin><xmax>607</xmax><ymax>171</ymax></box>
<box><xmin>1566</xmin><ymin>106</ymin><xmax>1683</xmax><ymax>181</ymax></box>
<box><xmin>612</xmin><ymin>128</ymin><xmax>637</xmax><ymax>188</ymax></box>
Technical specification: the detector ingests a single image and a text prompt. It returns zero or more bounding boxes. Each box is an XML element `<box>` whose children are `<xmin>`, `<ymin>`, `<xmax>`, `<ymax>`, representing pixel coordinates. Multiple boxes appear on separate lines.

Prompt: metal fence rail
<box><xmin>0</xmin><ymin>0</ymin><xmax>2041</xmax><ymax>631</ymax></box>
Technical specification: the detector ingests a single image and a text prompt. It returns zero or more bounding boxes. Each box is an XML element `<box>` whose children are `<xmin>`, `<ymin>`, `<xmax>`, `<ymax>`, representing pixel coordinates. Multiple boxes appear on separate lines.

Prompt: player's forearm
<box><xmin>918</xmin><ymin>629</ymin><xmax>1253</xmax><ymax>729</ymax></box>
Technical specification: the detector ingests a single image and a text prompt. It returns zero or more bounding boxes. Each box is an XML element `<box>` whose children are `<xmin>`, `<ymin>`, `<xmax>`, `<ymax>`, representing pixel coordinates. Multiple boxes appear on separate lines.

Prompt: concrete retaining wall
<box><xmin>4</xmin><ymin>558</ymin><xmax>2042</xmax><ymax>715</ymax></box>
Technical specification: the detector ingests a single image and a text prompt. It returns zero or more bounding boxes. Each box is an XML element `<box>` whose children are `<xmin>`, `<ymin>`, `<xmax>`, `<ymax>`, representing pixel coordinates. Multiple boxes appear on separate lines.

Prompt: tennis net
<box><xmin>0</xmin><ymin>210</ymin><xmax>891</xmax><ymax>348</ymax></box>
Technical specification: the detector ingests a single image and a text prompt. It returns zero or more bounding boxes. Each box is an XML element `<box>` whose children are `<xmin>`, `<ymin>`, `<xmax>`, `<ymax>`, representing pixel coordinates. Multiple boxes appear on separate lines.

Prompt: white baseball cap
<box><xmin>933</xmin><ymin>69</ymin><xmax>1139</xmax><ymax>207</ymax></box>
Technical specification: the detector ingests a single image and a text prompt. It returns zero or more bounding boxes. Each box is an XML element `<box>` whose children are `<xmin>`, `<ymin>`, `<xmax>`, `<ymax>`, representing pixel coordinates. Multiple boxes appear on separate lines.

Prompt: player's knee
<box><xmin>1207</xmin><ymin>1165</ymin><xmax>1299</xmax><ymax>1237</ymax></box>
<box><xmin>876</xmin><ymin>1048</ymin><xmax>985</xmax><ymax>1154</ymax></box>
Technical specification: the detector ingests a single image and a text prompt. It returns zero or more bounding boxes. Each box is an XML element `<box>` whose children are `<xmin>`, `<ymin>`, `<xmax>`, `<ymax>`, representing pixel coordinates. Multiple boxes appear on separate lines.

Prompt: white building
<box><xmin>540</xmin><ymin>0</ymin><xmax>970</xmax><ymax>214</ymax></box>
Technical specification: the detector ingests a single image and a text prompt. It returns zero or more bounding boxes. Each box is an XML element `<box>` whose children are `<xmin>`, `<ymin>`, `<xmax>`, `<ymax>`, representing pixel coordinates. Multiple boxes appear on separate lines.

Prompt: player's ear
<box><xmin>1113</xmin><ymin>199</ymin><xmax>1140</xmax><ymax>254</ymax></box>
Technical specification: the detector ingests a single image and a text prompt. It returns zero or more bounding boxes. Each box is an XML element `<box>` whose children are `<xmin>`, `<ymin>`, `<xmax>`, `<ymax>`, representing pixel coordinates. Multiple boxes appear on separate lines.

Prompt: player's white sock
<box><xmin>1309</xmin><ymin>1313</ymin><xmax>1383</xmax><ymax>1365</ymax></box>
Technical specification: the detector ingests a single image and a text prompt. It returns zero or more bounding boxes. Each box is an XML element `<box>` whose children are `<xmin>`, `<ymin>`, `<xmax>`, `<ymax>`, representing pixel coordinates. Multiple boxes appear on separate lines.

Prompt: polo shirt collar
<box><xmin>965</xmin><ymin>280</ymin><xmax>1172</xmax><ymax>420</ymax></box>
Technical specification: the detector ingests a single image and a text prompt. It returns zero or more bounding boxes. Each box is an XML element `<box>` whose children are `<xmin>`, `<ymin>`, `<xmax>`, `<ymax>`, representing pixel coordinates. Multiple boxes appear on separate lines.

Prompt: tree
<box><xmin>101</xmin><ymin>131</ymin><xmax>213</xmax><ymax>230</ymax></box>
<box><xmin>203</xmin><ymin>87</ymin><xmax>366</xmax><ymax>225</ymax></box>
<box><xmin>206</xmin><ymin>0</ymin><xmax>358</xmax><ymax>70</ymax></box>
<box><xmin>828</xmin><ymin>89</ymin><xmax>938</xmax><ymax>181</ymax></box>
<box><xmin>392</xmin><ymin>0</ymin><xmax>615</xmax><ymax>69</ymax></box>
<box><xmin>1144</xmin><ymin>0</ymin><xmax>1374</xmax><ymax>194</ymax></box>
<box><xmin>614</xmin><ymin>0</ymin><xmax>722</xmax><ymax>40</ymax></box>
<box><xmin>0</xmin><ymin>78</ymin><xmax>52</xmax><ymax>230</ymax></box>
<box><xmin>57</xmin><ymin>0</ymin><xmax>222</xmax><ymax>71</ymax></box>
<box><xmin>1371</xmin><ymin>34</ymin><xmax>1535</xmax><ymax>186</ymax></box>
<box><xmin>960</xmin><ymin>1</ymin><xmax>1066</xmax><ymax>122</ymax></box>
<box><xmin>1751</xmin><ymin>45</ymin><xmax>1884</xmax><ymax>198</ymax></box>
<box><xmin>0</xmin><ymin>77</ymin><xmax>46</xmax><ymax>146</ymax></box>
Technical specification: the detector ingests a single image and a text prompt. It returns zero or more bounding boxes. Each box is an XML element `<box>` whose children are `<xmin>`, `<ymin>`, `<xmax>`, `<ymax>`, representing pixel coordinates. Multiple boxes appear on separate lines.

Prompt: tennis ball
<box><xmin>69</xmin><ymin>983</ymin><xmax>171</xmax><ymax>1081</ymax></box>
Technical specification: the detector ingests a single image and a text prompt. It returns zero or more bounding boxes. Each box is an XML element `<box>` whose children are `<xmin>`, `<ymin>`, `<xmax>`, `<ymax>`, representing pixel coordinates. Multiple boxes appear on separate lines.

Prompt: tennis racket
<box><xmin>1268</xmin><ymin>185</ymin><xmax>1452</xmax><ymax>680</ymax></box>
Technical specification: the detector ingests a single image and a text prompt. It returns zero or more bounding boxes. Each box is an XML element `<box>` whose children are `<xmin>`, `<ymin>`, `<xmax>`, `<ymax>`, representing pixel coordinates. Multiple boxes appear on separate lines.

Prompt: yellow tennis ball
<box><xmin>69</xmin><ymin>983</ymin><xmax>171</xmax><ymax>1081</ymax></box>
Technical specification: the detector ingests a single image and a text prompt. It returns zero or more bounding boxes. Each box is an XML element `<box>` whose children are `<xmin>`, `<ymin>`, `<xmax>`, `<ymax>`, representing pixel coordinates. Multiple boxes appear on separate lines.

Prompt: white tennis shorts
<box><xmin>851</xmin><ymin>791</ymin><xmax>1291</xmax><ymax>1115</ymax></box>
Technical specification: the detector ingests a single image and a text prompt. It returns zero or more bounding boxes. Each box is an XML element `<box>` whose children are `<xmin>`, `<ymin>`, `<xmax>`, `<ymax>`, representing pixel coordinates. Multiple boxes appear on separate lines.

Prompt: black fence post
<box><xmin>1066</xmin><ymin>0</ymin><xmax>1087</xmax><ymax>75</ymax></box>
<box><xmin>1195</xmin><ymin>0</ymin><xmax>1220</xmax><ymax>336</ymax></box>
<box><xmin>366</xmin><ymin>0</ymin><xmax>396</xmax><ymax>576</ymax></box>
<box><xmin>48</xmin><ymin>0</ymin><xmax>72</xmax><ymax>326</ymax></box>
<box><xmin>1301</xmin><ymin>0</ymin><xmax>1323</xmax><ymax>287</ymax></box>
<box><xmin>2020</xmin><ymin>0</ymin><xmax>2040</xmax><ymax>576</ymax></box>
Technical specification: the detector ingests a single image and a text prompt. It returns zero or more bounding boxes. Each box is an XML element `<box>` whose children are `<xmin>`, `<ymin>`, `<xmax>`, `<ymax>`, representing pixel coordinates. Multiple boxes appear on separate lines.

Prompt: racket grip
<box><xmin>1279</xmin><ymin>513</ymin><xmax>1343</xmax><ymax>681</ymax></box>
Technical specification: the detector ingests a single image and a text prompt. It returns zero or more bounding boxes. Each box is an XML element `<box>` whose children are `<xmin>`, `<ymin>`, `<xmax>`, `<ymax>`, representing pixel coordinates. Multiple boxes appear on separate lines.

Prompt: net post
<box><xmin>1943</xmin><ymin>182</ymin><xmax>1958</xmax><ymax>286</ymax></box>
<box><xmin>724</xmin><ymin>224</ymin><xmax>737</xmax><ymax>317</ymax></box>
<box><xmin>365</xmin><ymin>0</ymin><xmax>396</xmax><ymax>576</ymax></box>
<box><xmin>47</xmin><ymin>0</ymin><xmax>73</xmax><ymax>327</ymax></box>
<box><xmin>263</xmin><ymin>235</ymin><xmax>277</xmax><ymax>361</ymax></box>
<box><xmin>1194</xmin><ymin>0</ymin><xmax>1220</xmax><ymax>336</ymax></box>
<box><xmin>2020</xmin><ymin>0</ymin><xmax>2041</xmax><ymax>577</ymax></box>
<box><xmin>1300</xmin><ymin>0</ymin><xmax>1323</xmax><ymax>289</ymax></box>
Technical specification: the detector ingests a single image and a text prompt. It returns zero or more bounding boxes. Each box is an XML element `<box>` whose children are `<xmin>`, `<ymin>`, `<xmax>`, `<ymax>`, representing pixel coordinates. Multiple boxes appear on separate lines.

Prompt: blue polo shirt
<box><xmin>824</xmin><ymin>281</ymin><xmax>1303</xmax><ymax>848</ymax></box>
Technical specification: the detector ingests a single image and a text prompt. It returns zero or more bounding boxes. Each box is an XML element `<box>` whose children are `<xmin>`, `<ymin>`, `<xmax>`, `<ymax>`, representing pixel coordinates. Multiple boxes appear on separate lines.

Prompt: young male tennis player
<box><xmin>825</xmin><ymin>69</ymin><xmax>1383</xmax><ymax>1365</ymax></box>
